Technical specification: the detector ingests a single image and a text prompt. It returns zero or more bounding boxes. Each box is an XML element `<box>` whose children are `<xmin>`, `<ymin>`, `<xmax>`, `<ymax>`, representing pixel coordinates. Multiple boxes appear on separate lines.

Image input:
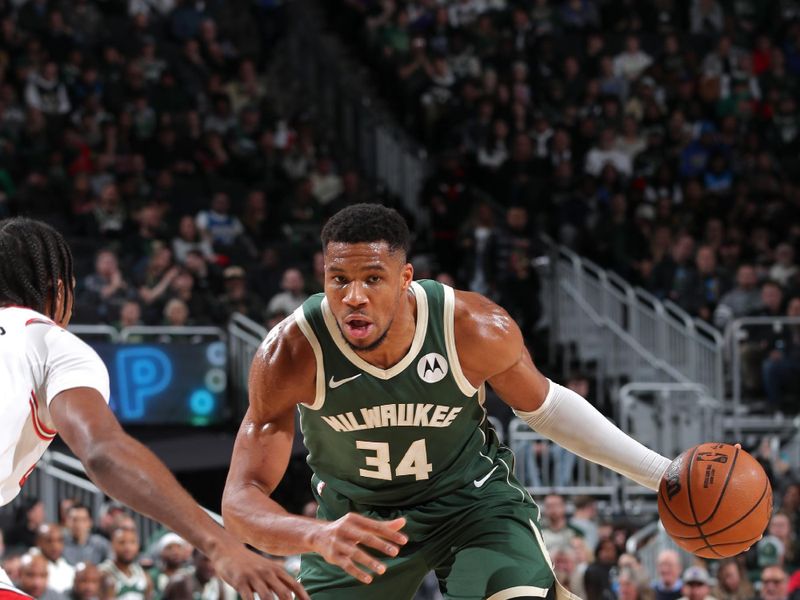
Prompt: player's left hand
<box><xmin>209</xmin><ymin>540</ymin><xmax>310</xmax><ymax>600</ymax></box>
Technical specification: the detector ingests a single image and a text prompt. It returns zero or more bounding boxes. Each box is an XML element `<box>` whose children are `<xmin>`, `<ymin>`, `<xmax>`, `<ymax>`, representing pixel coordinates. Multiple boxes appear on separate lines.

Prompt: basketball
<box><xmin>658</xmin><ymin>442</ymin><xmax>772</xmax><ymax>558</ymax></box>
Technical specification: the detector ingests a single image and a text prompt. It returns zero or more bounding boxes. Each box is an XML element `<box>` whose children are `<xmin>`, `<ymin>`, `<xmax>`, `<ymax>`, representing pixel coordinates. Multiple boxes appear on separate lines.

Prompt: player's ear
<box><xmin>401</xmin><ymin>260</ymin><xmax>414</xmax><ymax>291</ymax></box>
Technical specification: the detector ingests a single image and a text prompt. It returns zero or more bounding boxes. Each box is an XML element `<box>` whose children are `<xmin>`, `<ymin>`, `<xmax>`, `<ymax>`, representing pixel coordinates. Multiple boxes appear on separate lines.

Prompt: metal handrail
<box><xmin>545</xmin><ymin>237</ymin><xmax>726</xmax><ymax>401</ymax></box>
<box><xmin>119</xmin><ymin>326</ymin><xmax>225</xmax><ymax>341</ymax></box>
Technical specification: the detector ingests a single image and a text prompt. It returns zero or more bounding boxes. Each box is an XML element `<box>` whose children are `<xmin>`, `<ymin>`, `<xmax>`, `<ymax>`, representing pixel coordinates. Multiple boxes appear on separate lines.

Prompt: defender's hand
<box><xmin>210</xmin><ymin>542</ymin><xmax>309</xmax><ymax>600</ymax></box>
<box><xmin>312</xmin><ymin>514</ymin><xmax>408</xmax><ymax>584</ymax></box>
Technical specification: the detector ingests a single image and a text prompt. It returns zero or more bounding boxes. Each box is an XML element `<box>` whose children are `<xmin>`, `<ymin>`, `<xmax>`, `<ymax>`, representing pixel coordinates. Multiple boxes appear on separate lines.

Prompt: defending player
<box><xmin>223</xmin><ymin>204</ymin><xmax>672</xmax><ymax>599</ymax></box>
<box><xmin>0</xmin><ymin>218</ymin><xmax>308</xmax><ymax>600</ymax></box>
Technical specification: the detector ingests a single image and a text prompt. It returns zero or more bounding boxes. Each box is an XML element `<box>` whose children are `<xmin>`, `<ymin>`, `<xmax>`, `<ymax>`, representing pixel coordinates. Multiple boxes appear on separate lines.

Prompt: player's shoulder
<box><xmin>452</xmin><ymin>289</ymin><xmax>518</xmax><ymax>345</ymax></box>
<box><xmin>0</xmin><ymin>306</ymin><xmax>56</xmax><ymax>330</ymax></box>
<box><xmin>451</xmin><ymin>289</ymin><xmax>525</xmax><ymax>379</ymax></box>
<box><xmin>251</xmin><ymin>311</ymin><xmax>316</xmax><ymax>381</ymax></box>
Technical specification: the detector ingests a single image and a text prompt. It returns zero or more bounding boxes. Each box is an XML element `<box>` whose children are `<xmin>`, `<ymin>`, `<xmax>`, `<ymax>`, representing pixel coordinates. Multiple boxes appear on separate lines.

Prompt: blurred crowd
<box><xmin>0</xmin><ymin>0</ymin><xmax>414</xmax><ymax>333</ymax></box>
<box><xmin>4</xmin><ymin>485</ymin><xmax>800</xmax><ymax>600</ymax></box>
<box><xmin>0</xmin><ymin>496</ymin><xmax>268</xmax><ymax>600</ymax></box>
<box><xmin>331</xmin><ymin>0</ymin><xmax>800</xmax><ymax>406</ymax></box>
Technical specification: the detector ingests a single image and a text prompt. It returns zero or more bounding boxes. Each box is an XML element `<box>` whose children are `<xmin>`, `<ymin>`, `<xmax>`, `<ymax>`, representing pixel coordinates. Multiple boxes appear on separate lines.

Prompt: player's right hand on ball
<box><xmin>312</xmin><ymin>513</ymin><xmax>408</xmax><ymax>584</ymax></box>
<box><xmin>209</xmin><ymin>541</ymin><xmax>310</xmax><ymax>600</ymax></box>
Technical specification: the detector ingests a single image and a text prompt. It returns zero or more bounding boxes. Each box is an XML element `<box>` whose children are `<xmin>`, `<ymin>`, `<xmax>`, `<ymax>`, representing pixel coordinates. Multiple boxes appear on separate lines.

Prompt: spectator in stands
<box><xmin>6</xmin><ymin>497</ymin><xmax>46</xmax><ymax>550</ymax></box>
<box><xmin>34</xmin><ymin>524</ymin><xmax>75</xmax><ymax>594</ymax></box>
<box><xmin>267</xmin><ymin>267</ymin><xmax>308</xmax><ymax>317</ymax></box>
<box><xmin>541</xmin><ymin>494</ymin><xmax>582</xmax><ymax>553</ymax></box>
<box><xmin>739</xmin><ymin>281</ymin><xmax>786</xmax><ymax>394</ymax></box>
<box><xmin>249</xmin><ymin>246</ymin><xmax>283</xmax><ymax>306</ymax></box>
<box><xmin>570</xmin><ymin>495</ymin><xmax>600</xmax><ymax>551</ymax></box>
<box><xmin>0</xmin><ymin>529</ymin><xmax>4</xmax><ymax>560</ymax></box>
<box><xmin>761</xmin><ymin>296</ymin><xmax>800</xmax><ymax>410</ymax></box>
<box><xmin>672</xmin><ymin>245</ymin><xmax>729</xmax><ymax>321</ymax></box>
<box><xmin>712</xmin><ymin>559</ymin><xmax>753</xmax><ymax>600</ymax></box>
<box><xmin>71</xmin><ymin>562</ymin><xmax>101</xmax><ymax>600</ymax></box>
<box><xmin>619</xmin><ymin>566</ymin><xmax>655</xmax><ymax>600</ymax></box>
<box><xmin>81</xmin><ymin>249</ymin><xmax>132</xmax><ymax>324</ymax></box>
<box><xmin>678</xmin><ymin>567</ymin><xmax>715</xmax><ymax>600</ymax></box>
<box><xmin>96</xmin><ymin>503</ymin><xmax>128</xmax><ymax>541</ymax></box>
<box><xmin>99</xmin><ymin>528</ymin><xmax>151</xmax><ymax>600</ymax></box>
<box><xmin>218</xmin><ymin>265</ymin><xmax>265</xmax><ymax>323</ymax></box>
<box><xmin>552</xmin><ymin>545</ymin><xmax>584</xmax><ymax>600</ymax></box>
<box><xmin>770</xmin><ymin>244</ymin><xmax>798</xmax><ymax>289</ymax></box>
<box><xmin>584</xmin><ymin>538</ymin><xmax>618</xmax><ymax>600</ymax></box>
<box><xmin>653</xmin><ymin>549</ymin><xmax>683</xmax><ymax>600</ymax></box>
<box><xmin>167</xmin><ymin>269</ymin><xmax>219</xmax><ymax>324</ymax></box>
<box><xmin>195</xmin><ymin>192</ymin><xmax>244</xmax><ymax>257</ymax></box>
<box><xmin>148</xmin><ymin>533</ymin><xmax>190</xmax><ymax>600</ymax></box>
<box><xmin>767</xmin><ymin>512</ymin><xmax>798</xmax><ymax>569</ymax></box>
<box><xmin>585</xmin><ymin>128</ymin><xmax>633</xmax><ymax>178</ymax></box>
<box><xmin>2</xmin><ymin>552</ymin><xmax>23</xmax><ymax>587</ymax></box>
<box><xmin>162</xmin><ymin>298</ymin><xmax>191</xmax><ymax>327</ymax></box>
<box><xmin>63</xmin><ymin>504</ymin><xmax>110</xmax><ymax>568</ymax></box>
<box><xmin>714</xmin><ymin>264</ymin><xmax>762</xmax><ymax>330</ymax></box>
<box><xmin>495</xmin><ymin>205</ymin><xmax>542</xmax><ymax>340</ymax></box>
<box><xmin>115</xmin><ymin>300</ymin><xmax>144</xmax><ymax>331</ymax></box>
<box><xmin>25</xmin><ymin>61</ymin><xmax>70</xmax><ymax>117</ymax></box>
<box><xmin>19</xmin><ymin>553</ymin><xmax>67</xmax><ymax>600</ymax></box>
<box><xmin>613</xmin><ymin>35</ymin><xmax>653</xmax><ymax>82</ymax></box>
<box><xmin>163</xmin><ymin>549</ymin><xmax>235</xmax><ymax>600</ymax></box>
<box><xmin>172</xmin><ymin>215</ymin><xmax>215</xmax><ymax>265</ymax></box>
<box><xmin>136</xmin><ymin>244</ymin><xmax>180</xmax><ymax>324</ymax></box>
<box><xmin>760</xmin><ymin>566</ymin><xmax>788</xmax><ymax>600</ymax></box>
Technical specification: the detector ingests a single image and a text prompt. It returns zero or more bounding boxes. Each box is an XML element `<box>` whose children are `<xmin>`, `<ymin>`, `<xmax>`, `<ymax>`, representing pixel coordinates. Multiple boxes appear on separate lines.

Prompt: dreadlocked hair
<box><xmin>0</xmin><ymin>218</ymin><xmax>74</xmax><ymax>322</ymax></box>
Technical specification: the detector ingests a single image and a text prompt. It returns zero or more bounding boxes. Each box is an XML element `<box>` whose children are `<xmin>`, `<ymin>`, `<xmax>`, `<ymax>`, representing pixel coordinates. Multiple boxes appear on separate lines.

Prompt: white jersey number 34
<box><xmin>356</xmin><ymin>439</ymin><xmax>432</xmax><ymax>481</ymax></box>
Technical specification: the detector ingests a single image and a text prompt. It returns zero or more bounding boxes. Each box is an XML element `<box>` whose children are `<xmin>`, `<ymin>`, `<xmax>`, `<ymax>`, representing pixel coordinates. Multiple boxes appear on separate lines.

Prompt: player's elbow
<box><xmin>221</xmin><ymin>484</ymin><xmax>249</xmax><ymax>540</ymax></box>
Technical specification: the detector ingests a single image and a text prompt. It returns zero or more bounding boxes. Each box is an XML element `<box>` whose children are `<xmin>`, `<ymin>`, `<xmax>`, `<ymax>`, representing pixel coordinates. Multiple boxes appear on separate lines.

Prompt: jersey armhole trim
<box><xmin>293</xmin><ymin>307</ymin><xmax>326</xmax><ymax>411</ymax></box>
<box><xmin>442</xmin><ymin>285</ymin><xmax>479</xmax><ymax>397</ymax></box>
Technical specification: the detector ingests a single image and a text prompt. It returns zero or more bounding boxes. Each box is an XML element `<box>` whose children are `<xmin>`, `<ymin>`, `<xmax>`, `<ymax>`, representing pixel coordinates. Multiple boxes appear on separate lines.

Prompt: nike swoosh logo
<box><xmin>329</xmin><ymin>374</ymin><xmax>362</xmax><ymax>389</ymax></box>
<box><xmin>473</xmin><ymin>465</ymin><xmax>499</xmax><ymax>488</ymax></box>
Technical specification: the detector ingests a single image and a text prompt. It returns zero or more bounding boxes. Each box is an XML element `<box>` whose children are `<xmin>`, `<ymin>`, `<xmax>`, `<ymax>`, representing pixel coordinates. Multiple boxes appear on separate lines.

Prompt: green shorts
<box><xmin>299</xmin><ymin>453</ymin><xmax>555</xmax><ymax>600</ymax></box>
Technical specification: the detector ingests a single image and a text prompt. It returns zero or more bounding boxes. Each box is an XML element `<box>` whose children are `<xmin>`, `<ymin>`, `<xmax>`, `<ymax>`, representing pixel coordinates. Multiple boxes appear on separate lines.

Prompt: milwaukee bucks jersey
<box><xmin>294</xmin><ymin>280</ymin><xmax>504</xmax><ymax>507</ymax></box>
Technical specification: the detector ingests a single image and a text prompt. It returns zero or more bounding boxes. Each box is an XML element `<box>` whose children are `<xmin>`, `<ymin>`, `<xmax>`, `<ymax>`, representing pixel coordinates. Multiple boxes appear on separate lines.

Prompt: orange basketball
<box><xmin>658</xmin><ymin>442</ymin><xmax>772</xmax><ymax>558</ymax></box>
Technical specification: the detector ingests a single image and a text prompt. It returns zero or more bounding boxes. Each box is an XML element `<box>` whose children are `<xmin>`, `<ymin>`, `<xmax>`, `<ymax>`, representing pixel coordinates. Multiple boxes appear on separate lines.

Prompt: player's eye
<box><xmin>367</xmin><ymin>276</ymin><xmax>381</xmax><ymax>284</ymax></box>
<box><xmin>333</xmin><ymin>276</ymin><xmax>348</xmax><ymax>284</ymax></box>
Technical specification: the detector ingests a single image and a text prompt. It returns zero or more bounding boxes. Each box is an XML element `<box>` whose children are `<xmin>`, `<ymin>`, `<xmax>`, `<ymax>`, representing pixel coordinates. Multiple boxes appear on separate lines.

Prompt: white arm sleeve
<box><xmin>514</xmin><ymin>379</ymin><xmax>671</xmax><ymax>491</ymax></box>
<box><xmin>43</xmin><ymin>327</ymin><xmax>111</xmax><ymax>405</ymax></box>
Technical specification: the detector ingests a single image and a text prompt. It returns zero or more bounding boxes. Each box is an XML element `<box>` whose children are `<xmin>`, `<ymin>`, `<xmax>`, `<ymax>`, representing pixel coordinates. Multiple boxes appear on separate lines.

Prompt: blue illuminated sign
<box><xmin>89</xmin><ymin>342</ymin><xmax>228</xmax><ymax>425</ymax></box>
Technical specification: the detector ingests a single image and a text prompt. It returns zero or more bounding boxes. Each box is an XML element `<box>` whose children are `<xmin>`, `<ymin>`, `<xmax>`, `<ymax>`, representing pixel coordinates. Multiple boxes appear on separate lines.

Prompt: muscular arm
<box><xmin>222</xmin><ymin>317</ymin><xmax>320</xmax><ymax>555</ymax></box>
<box><xmin>51</xmin><ymin>389</ymin><xmax>233</xmax><ymax>560</ymax></box>
<box><xmin>50</xmin><ymin>385</ymin><xmax>308</xmax><ymax>600</ymax></box>
<box><xmin>222</xmin><ymin>316</ymin><xmax>407</xmax><ymax>584</ymax></box>
<box><xmin>453</xmin><ymin>291</ymin><xmax>671</xmax><ymax>491</ymax></box>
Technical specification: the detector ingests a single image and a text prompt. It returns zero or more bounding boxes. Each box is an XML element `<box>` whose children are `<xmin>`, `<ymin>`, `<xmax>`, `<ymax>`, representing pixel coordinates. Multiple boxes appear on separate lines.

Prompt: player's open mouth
<box><xmin>345</xmin><ymin>318</ymin><xmax>373</xmax><ymax>339</ymax></box>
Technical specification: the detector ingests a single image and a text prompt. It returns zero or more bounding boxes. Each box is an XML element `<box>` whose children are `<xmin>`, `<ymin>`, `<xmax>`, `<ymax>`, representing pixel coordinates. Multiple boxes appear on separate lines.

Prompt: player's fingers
<box><xmin>277</xmin><ymin>569</ymin><xmax>310</xmax><ymax>600</ymax></box>
<box><xmin>252</xmin><ymin>576</ymin><xmax>276</xmax><ymax>600</ymax></box>
<box><xmin>336</xmin><ymin>557</ymin><xmax>374</xmax><ymax>584</ymax></box>
<box><xmin>351</xmin><ymin>548</ymin><xmax>387</xmax><ymax>575</ymax></box>
<box><xmin>237</xmin><ymin>584</ymin><xmax>254</xmax><ymax>600</ymax></box>
<box><xmin>356</xmin><ymin>533</ymin><xmax>401</xmax><ymax>557</ymax></box>
<box><xmin>363</xmin><ymin>519</ymin><xmax>408</xmax><ymax>545</ymax></box>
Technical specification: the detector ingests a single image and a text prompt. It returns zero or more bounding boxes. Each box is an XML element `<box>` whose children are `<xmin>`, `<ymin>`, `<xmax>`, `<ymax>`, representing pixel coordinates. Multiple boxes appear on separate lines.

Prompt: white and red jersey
<box><xmin>0</xmin><ymin>306</ymin><xmax>110</xmax><ymax>507</ymax></box>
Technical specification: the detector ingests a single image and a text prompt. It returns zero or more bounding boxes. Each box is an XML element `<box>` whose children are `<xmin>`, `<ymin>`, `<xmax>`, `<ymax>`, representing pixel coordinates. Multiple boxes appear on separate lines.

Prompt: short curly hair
<box><xmin>321</xmin><ymin>204</ymin><xmax>411</xmax><ymax>258</ymax></box>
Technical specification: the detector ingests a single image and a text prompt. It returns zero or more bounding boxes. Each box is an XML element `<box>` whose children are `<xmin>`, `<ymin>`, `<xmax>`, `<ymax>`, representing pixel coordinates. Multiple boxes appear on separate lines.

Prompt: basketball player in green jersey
<box><xmin>222</xmin><ymin>204</ymin><xmax>672</xmax><ymax>600</ymax></box>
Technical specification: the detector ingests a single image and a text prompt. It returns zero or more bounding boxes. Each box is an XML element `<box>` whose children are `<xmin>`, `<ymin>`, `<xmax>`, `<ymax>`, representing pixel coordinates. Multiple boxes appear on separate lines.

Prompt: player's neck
<box><xmin>353</xmin><ymin>289</ymin><xmax>417</xmax><ymax>369</ymax></box>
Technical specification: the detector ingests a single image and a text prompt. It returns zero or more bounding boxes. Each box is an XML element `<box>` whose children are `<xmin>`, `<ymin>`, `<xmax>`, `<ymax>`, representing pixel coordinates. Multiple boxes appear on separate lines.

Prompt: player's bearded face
<box><xmin>324</xmin><ymin>241</ymin><xmax>413</xmax><ymax>351</ymax></box>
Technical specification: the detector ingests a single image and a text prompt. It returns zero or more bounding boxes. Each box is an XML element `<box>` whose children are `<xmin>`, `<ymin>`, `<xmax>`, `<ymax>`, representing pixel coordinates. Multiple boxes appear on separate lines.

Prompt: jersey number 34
<box><xmin>356</xmin><ymin>439</ymin><xmax>432</xmax><ymax>481</ymax></box>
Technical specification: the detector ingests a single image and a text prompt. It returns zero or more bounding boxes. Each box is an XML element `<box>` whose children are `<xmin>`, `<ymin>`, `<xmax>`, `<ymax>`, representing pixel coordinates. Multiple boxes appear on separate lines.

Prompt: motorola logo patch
<box><xmin>417</xmin><ymin>352</ymin><xmax>448</xmax><ymax>383</ymax></box>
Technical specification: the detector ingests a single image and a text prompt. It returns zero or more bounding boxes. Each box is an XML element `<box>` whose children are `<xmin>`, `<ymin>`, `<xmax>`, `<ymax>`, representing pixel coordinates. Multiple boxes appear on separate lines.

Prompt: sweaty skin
<box><xmin>222</xmin><ymin>242</ymin><xmax>551</xmax><ymax>585</ymax></box>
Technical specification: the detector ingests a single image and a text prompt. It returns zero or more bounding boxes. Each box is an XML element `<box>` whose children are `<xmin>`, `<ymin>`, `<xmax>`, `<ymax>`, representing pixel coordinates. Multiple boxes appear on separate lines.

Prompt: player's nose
<box><xmin>343</xmin><ymin>282</ymin><xmax>368</xmax><ymax>307</ymax></box>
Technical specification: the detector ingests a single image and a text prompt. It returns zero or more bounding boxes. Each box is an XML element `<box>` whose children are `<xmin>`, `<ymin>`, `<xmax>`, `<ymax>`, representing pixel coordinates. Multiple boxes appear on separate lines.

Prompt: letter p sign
<box><xmin>115</xmin><ymin>347</ymin><xmax>172</xmax><ymax>419</ymax></box>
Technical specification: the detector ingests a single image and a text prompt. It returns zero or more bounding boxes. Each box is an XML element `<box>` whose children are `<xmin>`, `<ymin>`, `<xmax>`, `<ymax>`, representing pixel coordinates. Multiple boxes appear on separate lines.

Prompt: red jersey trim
<box><xmin>29</xmin><ymin>392</ymin><xmax>56</xmax><ymax>441</ymax></box>
<box><xmin>25</xmin><ymin>317</ymin><xmax>54</xmax><ymax>327</ymax></box>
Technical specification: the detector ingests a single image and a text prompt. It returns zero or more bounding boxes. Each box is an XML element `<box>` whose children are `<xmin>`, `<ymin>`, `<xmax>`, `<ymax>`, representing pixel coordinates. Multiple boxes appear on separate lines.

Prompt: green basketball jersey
<box><xmin>294</xmin><ymin>279</ymin><xmax>505</xmax><ymax>507</ymax></box>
